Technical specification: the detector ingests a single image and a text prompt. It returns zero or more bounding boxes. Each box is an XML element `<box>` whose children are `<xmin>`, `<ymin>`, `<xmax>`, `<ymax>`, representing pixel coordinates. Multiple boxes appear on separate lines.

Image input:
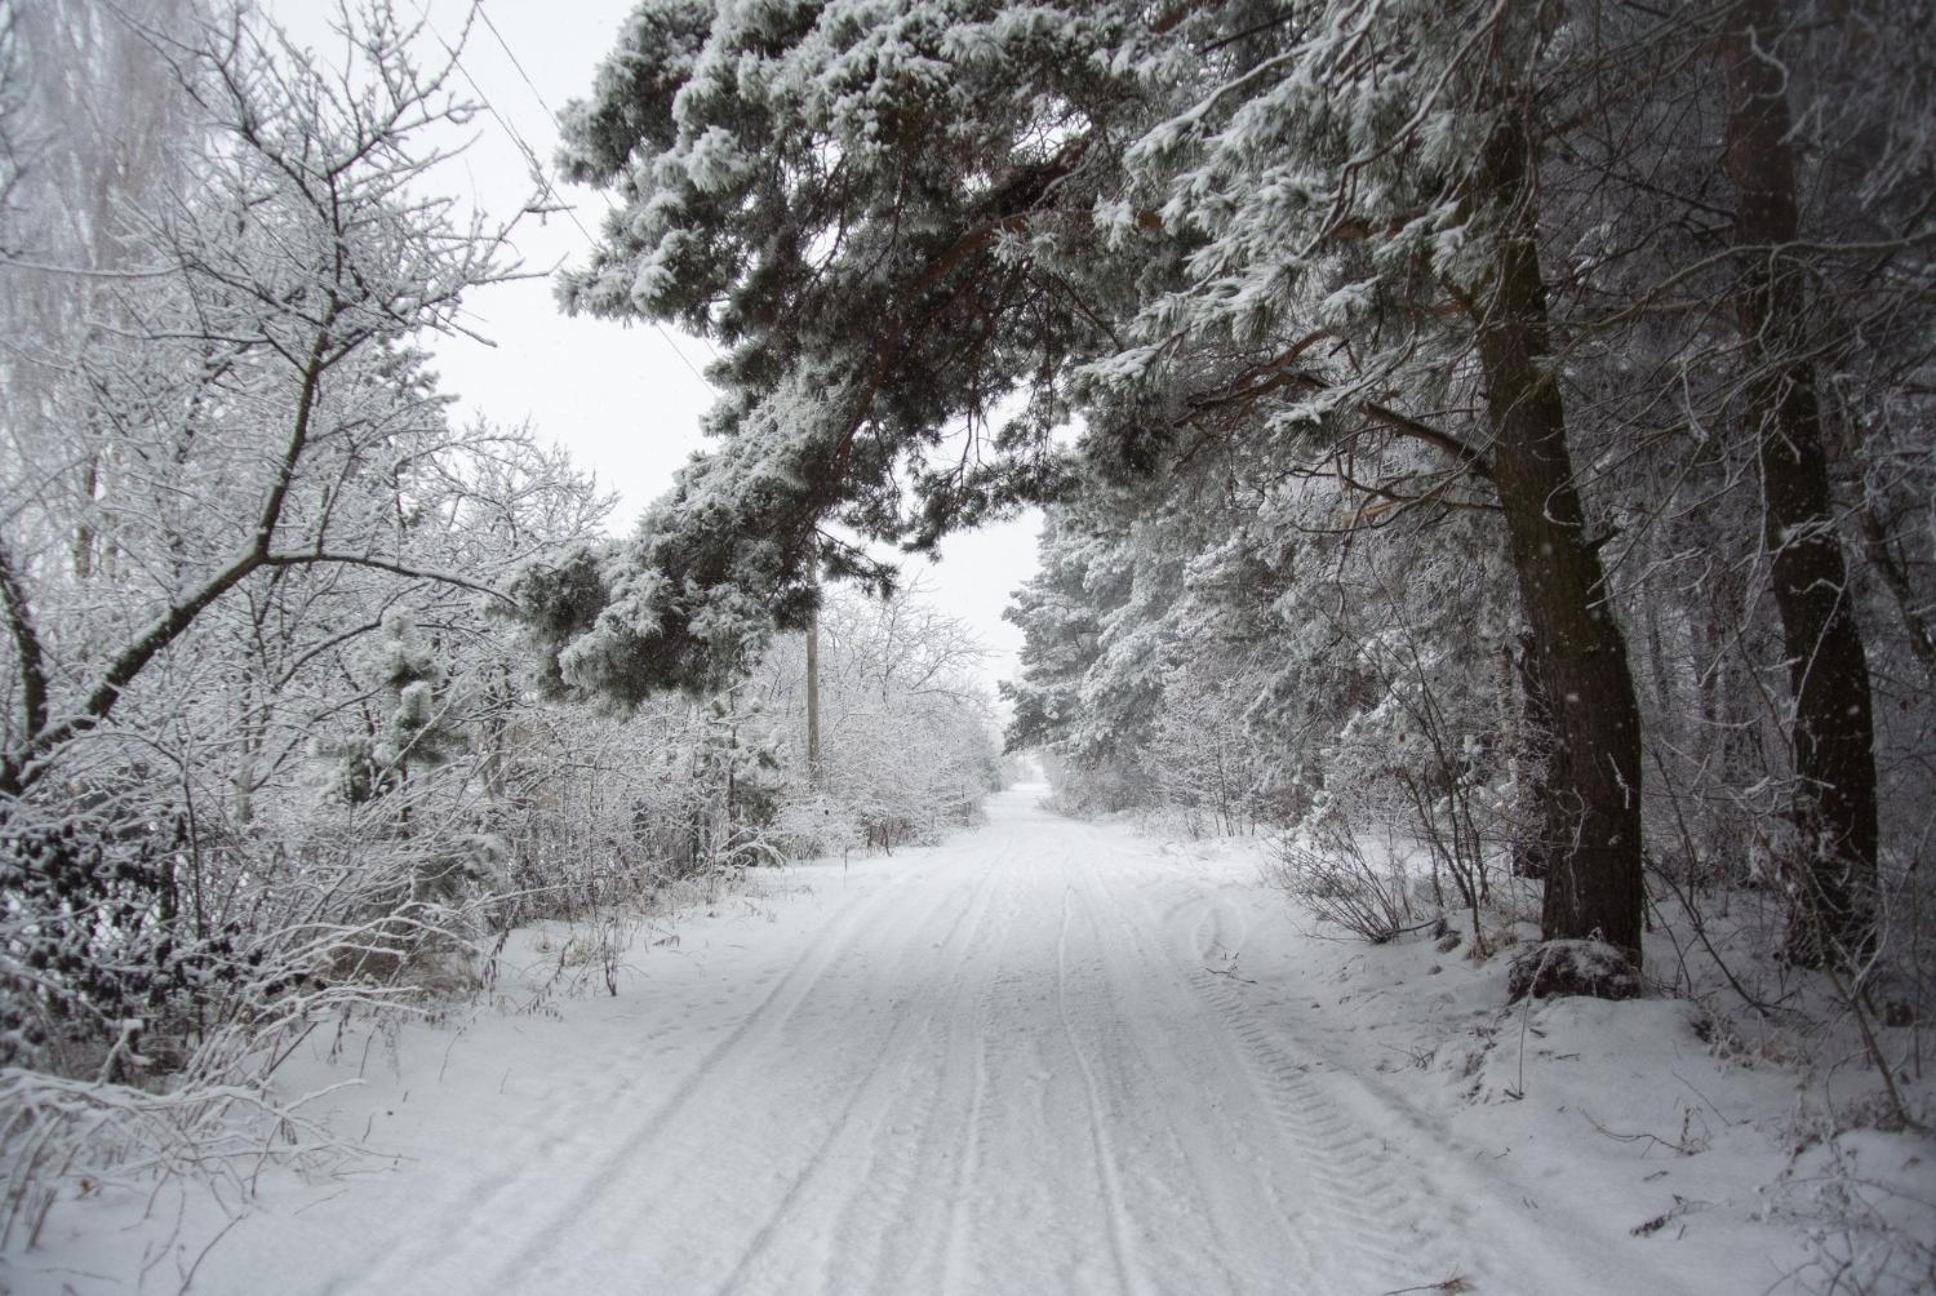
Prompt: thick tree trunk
<box><xmin>1475</xmin><ymin>113</ymin><xmax>1646</xmax><ymax>962</ymax></box>
<box><xmin>1510</xmin><ymin>628</ymin><xmax>1565</xmax><ymax>882</ymax></box>
<box><xmin>1721</xmin><ymin>0</ymin><xmax>1879</xmax><ymax>966</ymax></box>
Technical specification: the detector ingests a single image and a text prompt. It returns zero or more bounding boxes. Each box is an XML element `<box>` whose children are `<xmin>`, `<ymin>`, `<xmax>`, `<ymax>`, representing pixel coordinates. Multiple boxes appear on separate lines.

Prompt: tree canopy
<box><xmin>549</xmin><ymin>0</ymin><xmax>1934</xmax><ymax>969</ymax></box>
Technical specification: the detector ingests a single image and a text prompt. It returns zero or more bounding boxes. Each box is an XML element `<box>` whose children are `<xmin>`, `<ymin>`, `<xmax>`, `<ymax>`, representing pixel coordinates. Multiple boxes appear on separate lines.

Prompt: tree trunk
<box><xmin>1855</xmin><ymin>496</ymin><xmax>1936</xmax><ymax>686</ymax></box>
<box><xmin>1475</xmin><ymin>112</ymin><xmax>1646</xmax><ymax>963</ymax></box>
<box><xmin>1721</xmin><ymin>0</ymin><xmax>1879</xmax><ymax>966</ymax></box>
<box><xmin>1510</xmin><ymin>628</ymin><xmax>1566</xmax><ymax>882</ymax></box>
<box><xmin>73</xmin><ymin>456</ymin><xmax>99</xmax><ymax>580</ymax></box>
<box><xmin>1694</xmin><ymin>543</ymin><xmax>1758</xmax><ymax>886</ymax></box>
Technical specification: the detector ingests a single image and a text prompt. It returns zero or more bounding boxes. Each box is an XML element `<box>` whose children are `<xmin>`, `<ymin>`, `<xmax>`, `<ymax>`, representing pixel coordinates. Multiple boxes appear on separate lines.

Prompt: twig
<box><xmin>262</xmin><ymin>1021</ymin><xmax>321</xmax><ymax>1081</ymax></box>
<box><xmin>1819</xmin><ymin>960</ymin><xmax>1920</xmax><ymax>1132</ymax></box>
<box><xmin>438</xmin><ymin>1021</ymin><xmax>470</xmax><ymax>1084</ymax></box>
<box><xmin>1382</xmin><ymin>1277</ymin><xmax>1473</xmax><ymax>1295</ymax></box>
<box><xmin>1672</xmin><ymin>1068</ymin><xmax>1739</xmax><ymax>1127</ymax></box>
<box><xmin>175</xmin><ymin>1213</ymin><xmax>243</xmax><ymax>1294</ymax></box>
<box><xmin>1581</xmin><ymin>1108</ymin><xmax>1703</xmax><ymax>1156</ymax></box>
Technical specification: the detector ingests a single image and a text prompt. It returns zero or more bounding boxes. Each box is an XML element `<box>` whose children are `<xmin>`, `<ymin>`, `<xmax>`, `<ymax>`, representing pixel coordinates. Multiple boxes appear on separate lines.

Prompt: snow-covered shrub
<box><xmin>1264</xmin><ymin>833</ymin><xmax>1414</xmax><ymax>945</ymax></box>
<box><xmin>767</xmin><ymin>794</ymin><xmax>862</xmax><ymax>860</ymax></box>
<box><xmin>1506</xmin><ymin>941</ymin><xmax>1642</xmax><ymax>1003</ymax></box>
<box><xmin>0</xmin><ymin>803</ymin><xmax>200</xmax><ymax>1078</ymax></box>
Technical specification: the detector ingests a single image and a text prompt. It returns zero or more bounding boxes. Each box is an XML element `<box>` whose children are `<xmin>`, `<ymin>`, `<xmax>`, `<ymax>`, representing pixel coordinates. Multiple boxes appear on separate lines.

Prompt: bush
<box><xmin>1506</xmin><ymin>940</ymin><xmax>1642</xmax><ymax>1002</ymax></box>
<box><xmin>1264</xmin><ymin>833</ymin><xmax>1414</xmax><ymax>943</ymax></box>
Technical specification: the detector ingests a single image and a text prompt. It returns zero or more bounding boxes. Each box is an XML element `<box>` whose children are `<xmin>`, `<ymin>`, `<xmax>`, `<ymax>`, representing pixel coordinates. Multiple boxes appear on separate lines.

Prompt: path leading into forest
<box><xmin>325</xmin><ymin>787</ymin><xmax>1473</xmax><ymax>1296</ymax></box>
<box><xmin>51</xmin><ymin>788</ymin><xmax>1731</xmax><ymax>1296</ymax></box>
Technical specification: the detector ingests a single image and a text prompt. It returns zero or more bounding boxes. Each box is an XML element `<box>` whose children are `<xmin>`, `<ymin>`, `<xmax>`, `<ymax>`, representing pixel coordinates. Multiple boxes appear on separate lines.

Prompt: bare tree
<box><xmin>0</xmin><ymin>2</ymin><xmax>525</xmax><ymax>796</ymax></box>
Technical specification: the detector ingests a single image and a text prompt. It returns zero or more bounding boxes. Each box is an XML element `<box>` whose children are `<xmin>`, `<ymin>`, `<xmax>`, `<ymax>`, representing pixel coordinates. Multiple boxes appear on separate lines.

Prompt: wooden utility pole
<box><xmin>806</xmin><ymin>601</ymin><xmax>821</xmax><ymax>788</ymax></box>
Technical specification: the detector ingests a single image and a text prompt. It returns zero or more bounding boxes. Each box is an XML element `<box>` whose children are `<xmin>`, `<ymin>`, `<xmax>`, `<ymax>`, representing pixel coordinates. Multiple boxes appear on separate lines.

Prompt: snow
<box><xmin>10</xmin><ymin>789</ymin><xmax>1925</xmax><ymax>1294</ymax></box>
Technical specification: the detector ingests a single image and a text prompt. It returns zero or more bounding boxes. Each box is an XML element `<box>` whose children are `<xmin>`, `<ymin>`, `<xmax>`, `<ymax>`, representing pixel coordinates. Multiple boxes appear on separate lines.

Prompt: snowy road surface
<box><xmin>327</xmin><ymin>789</ymin><xmax>1481</xmax><ymax>1295</ymax></box>
<box><xmin>38</xmin><ymin>788</ymin><xmax>1757</xmax><ymax>1295</ymax></box>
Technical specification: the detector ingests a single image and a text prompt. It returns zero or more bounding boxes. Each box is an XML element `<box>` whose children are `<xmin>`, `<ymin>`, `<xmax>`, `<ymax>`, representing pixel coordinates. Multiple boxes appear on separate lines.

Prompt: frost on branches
<box><xmin>555</xmin><ymin>0</ymin><xmax>1934</xmax><ymax>992</ymax></box>
<box><xmin>0</xmin><ymin>0</ymin><xmax>611</xmax><ymax>1197</ymax></box>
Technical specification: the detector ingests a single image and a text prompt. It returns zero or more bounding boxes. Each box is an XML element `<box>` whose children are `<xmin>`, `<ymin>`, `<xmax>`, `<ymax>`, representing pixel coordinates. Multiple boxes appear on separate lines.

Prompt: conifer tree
<box><xmin>557</xmin><ymin>0</ymin><xmax>1651</xmax><ymax>964</ymax></box>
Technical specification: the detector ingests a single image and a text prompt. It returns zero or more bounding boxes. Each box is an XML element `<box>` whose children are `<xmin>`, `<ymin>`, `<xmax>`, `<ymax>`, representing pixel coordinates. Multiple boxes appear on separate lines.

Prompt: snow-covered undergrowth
<box><xmin>2</xmin><ymin>859</ymin><xmax>805</xmax><ymax>1293</ymax></box>
<box><xmin>7</xmin><ymin>793</ymin><xmax>1922</xmax><ymax>1295</ymax></box>
<box><xmin>1234</xmin><ymin>825</ymin><xmax>1935</xmax><ymax>1295</ymax></box>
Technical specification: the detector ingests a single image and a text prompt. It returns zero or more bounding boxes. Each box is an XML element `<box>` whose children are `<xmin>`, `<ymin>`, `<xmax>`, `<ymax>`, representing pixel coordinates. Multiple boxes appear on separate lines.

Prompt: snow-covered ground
<box><xmin>11</xmin><ymin>788</ymin><xmax>1929</xmax><ymax>1294</ymax></box>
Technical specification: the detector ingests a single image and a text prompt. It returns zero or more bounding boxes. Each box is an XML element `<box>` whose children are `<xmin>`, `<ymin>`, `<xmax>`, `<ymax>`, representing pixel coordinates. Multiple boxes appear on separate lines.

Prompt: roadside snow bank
<box><xmin>1170</xmin><ymin>832</ymin><xmax>1934</xmax><ymax>1296</ymax></box>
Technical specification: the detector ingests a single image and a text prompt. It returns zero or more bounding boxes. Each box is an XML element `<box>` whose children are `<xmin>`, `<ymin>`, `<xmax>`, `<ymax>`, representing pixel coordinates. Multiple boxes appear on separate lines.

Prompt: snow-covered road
<box><xmin>337</xmin><ymin>789</ymin><xmax>1480</xmax><ymax>1294</ymax></box>
<box><xmin>33</xmin><ymin>788</ymin><xmax>1779</xmax><ymax>1295</ymax></box>
<box><xmin>312</xmin><ymin>786</ymin><xmax>1496</xmax><ymax>1296</ymax></box>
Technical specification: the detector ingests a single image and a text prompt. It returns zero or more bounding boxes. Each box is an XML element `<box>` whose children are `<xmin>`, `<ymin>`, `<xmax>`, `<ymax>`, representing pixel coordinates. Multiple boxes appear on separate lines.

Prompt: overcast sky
<box><xmin>268</xmin><ymin>0</ymin><xmax>1039</xmax><ymax>687</ymax></box>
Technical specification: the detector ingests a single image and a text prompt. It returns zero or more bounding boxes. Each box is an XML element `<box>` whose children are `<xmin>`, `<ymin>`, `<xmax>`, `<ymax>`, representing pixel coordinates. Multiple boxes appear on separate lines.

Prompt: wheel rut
<box><xmin>291</xmin><ymin>792</ymin><xmax>1515</xmax><ymax>1296</ymax></box>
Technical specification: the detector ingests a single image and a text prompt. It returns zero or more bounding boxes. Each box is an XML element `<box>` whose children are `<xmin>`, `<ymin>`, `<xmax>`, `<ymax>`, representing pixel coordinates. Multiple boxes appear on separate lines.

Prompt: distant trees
<box><xmin>755</xmin><ymin>585</ymin><xmax>1001</xmax><ymax>851</ymax></box>
<box><xmin>552</xmin><ymin>0</ymin><xmax>1933</xmax><ymax>983</ymax></box>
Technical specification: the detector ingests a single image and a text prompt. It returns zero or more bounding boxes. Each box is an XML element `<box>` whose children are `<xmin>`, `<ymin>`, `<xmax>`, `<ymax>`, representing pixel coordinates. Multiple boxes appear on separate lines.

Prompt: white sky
<box><xmin>267</xmin><ymin>0</ymin><xmax>1039</xmax><ymax>687</ymax></box>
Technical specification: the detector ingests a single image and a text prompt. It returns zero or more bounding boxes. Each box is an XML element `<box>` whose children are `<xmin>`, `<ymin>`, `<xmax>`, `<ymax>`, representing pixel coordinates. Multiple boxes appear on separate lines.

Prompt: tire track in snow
<box><xmin>501</xmin><ymin>864</ymin><xmax>991</xmax><ymax>1291</ymax></box>
<box><xmin>1185</xmin><ymin>960</ymin><xmax>1475</xmax><ymax>1289</ymax></box>
<box><xmin>1149</xmin><ymin>855</ymin><xmax>1715</xmax><ymax>1296</ymax></box>
<box><xmin>1054</xmin><ymin>882</ymin><xmax>1147</xmax><ymax>1296</ymax></box>
<box><xmin>930</xmin><ymin>991</ymin><xmax>991</xmax><ymax>1296</ymax></box>
<box><xmin>929</xmin><ymin>878</ymin><xmax>1050</xmax><ymax>1296</ymax></box>
<box><xmin>313</xmin><ymin>1002</ymin><xmax>696</xmax><ymax>1295</ymax></box>
<box><xmin>304</xmin><ymin>794</ymin><xmax>1521</xmax><ymax>1295</ymax></box>
<box><xmin>1066</xmin><ymin>829</ymin><xmax>1458</xmax><ymax>1292</ymax></box>
<box><xmin>1179</xmin><ymin>916</ymin><xmax>1705</xmax><ymax>1296</ymax></box>
<box><xmin>716</xmin><ymin>850</ymin><xmax>1011</xmax><ymax>1295</ymax></box>
<box><xmin>846</xmin><ymin>853</ymin><xmax>1023</xmax><ymax>1296</ymax></box>
<box><xmin>333</xmin><ymin>861</ymin><xmax>965</xmax><ymax>1293</ymax></box>
<box><xmin>1059</xmin><ymin>840</ymin><xmax>1305</xmax><ymax>1294</ymax></box>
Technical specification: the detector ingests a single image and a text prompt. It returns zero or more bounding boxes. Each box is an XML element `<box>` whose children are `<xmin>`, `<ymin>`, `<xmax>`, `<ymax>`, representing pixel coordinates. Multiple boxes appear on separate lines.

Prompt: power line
<box><xmin>407</xmin><ymin>0</ymin><xmax>711</xmax><ymax>383</ymax></box>
<box><xmin>473</xmin><ymin>0</ymin><xmax>723</xmax><ymax>364</ymax></box>
<box><xmin>474</xmin><ymin>2</ymin><xmax>563</xmax><ymax>136</ymax></box>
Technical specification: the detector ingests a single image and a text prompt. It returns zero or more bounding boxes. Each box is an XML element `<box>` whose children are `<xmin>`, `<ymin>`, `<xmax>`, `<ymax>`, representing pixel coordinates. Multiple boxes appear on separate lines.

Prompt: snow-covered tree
<box><xmin>549</xmin><ymin>0</ymin><xmax>1659</xmax><ymax>958</ymax></box>
<box><xmin>0</xmin><ymin>2</ymin><xmax>527</xmax><ymax>799</ymax></box>
<box><xmin>536</xmin><ymin>0</ymin><xmax>1936</xmax><ymax>986</ymax></box>
<box><xmin>0</xmin><ymin>1</ymin><xmax>600</xmax><ymax>1077</ymax></box>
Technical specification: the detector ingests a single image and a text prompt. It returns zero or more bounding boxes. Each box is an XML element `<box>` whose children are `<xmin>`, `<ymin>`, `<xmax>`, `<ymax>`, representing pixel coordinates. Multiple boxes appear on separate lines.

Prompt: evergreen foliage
<box><xmin>555</xmin><ymin>0</ymin><xmax>1934</xmax><ymax>980</ymax></box>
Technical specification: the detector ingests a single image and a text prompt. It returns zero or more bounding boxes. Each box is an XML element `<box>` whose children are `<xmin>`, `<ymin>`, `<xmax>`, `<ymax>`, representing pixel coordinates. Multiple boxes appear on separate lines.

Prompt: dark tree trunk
<box><xmin>1511</xmin><ymin>628</ymin><xmax>1565</xmax><ymax>882</ymax></box>
<box><xmin>1475</xmin><ymin>112</ymin><xmax>1646</xmax><ymax>963</ymax></box>
<box><xmin>1721</xmin><ymin>0</ymin><xmax>1879</xmax><ymax>966</ymax></box>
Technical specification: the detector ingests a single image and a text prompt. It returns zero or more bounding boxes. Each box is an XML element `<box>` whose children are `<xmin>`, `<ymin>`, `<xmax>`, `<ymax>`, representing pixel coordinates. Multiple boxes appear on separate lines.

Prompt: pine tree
<box><xmin>556</xmin><ymin>0</ymin><xmax>1654</xmax><ymax>965</ymax></box>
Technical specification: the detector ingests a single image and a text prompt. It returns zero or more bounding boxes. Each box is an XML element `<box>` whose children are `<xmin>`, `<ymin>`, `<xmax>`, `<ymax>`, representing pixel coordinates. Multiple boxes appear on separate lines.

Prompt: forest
<box><xmin>531</xmin><ymin>0</ymin><xmax>1932</xmax><ymax>1007</ymax></box>
<box><xmin>1</xmin><ymin>0</ymin><xmax>1932</xmax><ymax>1292</ymax></box>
